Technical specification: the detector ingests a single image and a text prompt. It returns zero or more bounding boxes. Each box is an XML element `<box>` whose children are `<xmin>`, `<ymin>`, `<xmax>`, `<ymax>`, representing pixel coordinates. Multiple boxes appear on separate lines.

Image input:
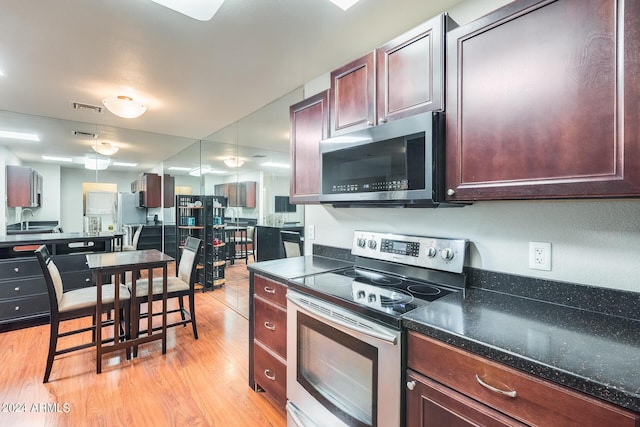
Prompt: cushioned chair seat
<box><xmin>59</xmin><ymin>284</ymin><xmax>130</xmax><ymax>313</ymax></box>
<box><xmin>130</xmin><ymin>277</ymin><xmax>189</xmax><ymax>298</ymax></box>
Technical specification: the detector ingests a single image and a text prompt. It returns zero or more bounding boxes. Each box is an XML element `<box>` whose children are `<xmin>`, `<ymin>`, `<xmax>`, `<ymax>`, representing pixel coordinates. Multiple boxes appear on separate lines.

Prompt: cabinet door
<box><xmin>289</xmin><ymin>90</ymin><xmax>329</xmax><ymax>203</ymax></box>
<box><xmin>163</xmin><ymin>174</ymin><xmax>175</xmax><ymax>208</ymax></box>
<box><xmin>144</xmin><ymin>173</ymin><xmax>162</xmax><ymax>207</ymax></box>
<box><xmin>330</xmin><ymin>52</ymin><xmax>375</xmax><ymax>135</ymax></box>
<box><xmin>376</xmin><ymin>14</ymin><xmax>447</xmax><ymax>124</ymax></box>
<box><xmin>406</xmin><ymin>370</ymin><xmax>525</xmax><ymax>427</ymax></box>
<box><xmin>6</xmin><ymin>165</ymin><xmax>32</xmax><ymax>207</ymax></box>
<box><xmin>446</xmin><ymin>0</ymin><xmax>640</xmax><ymax>201</ymax></box>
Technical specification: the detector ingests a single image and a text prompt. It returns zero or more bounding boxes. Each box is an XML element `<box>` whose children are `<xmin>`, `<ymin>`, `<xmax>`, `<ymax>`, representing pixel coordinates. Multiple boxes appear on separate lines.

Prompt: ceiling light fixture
<box><xmin>102</xmin><ymin>96</ymin><xmax>147</xmax><ymax>119</ymax></box>
<box><xmin>262</xmin><ymin>162</ymin><xmax>290</xmax><ymax>168</ymax></box>
<box><xmin>168</xmin><ymin>166</ymin><xmax>192</xmax><ymax>171</ymax></box>
<box><xmin>113</xmin><ymin>162</ymin><xmax>138</xmax><ymax>167</ymax></box>
<box><xmin>42</xmin><ymin>155</ymin><xmax>73</xmax><ymax>162</ymax></box>
<box><xmin>328</xmin><ymin>0</ymin><xmax>360</xmax><ymax>10</ymax></box>
<box><xmin>224</xmin><ymin>157</ymin><xmax>244</xmax><ymax>168</ymax></box>
<box><xmin>92</xmin><ymin>141</ymin><xmax>119</xmax><ymax>156</ymax></box>
<box><xmin>84</xmin><ymin>157</ymin><xmax>110</xmax><ymax>170</ymax></box>
<box><xmin>0</xmin><ymin>130</ymin><xmax>40</xmax><ymax>141</ymax></box>
<box><xmin>151</xmin><ymin>0</ymin><xmax>224</xmax><ymax>21</ymax></box>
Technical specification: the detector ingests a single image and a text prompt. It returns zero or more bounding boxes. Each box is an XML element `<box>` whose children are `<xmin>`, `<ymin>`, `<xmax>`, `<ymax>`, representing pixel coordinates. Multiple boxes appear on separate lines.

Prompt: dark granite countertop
<box><xmin>403</xmin><ymin>288</ymin><xmax>640</xmax><ymax>413</ymax></box>
<box><xmin>247</xmin><ymin>255</ymin><xmax>352</xmax><ymax>282</ymax></box>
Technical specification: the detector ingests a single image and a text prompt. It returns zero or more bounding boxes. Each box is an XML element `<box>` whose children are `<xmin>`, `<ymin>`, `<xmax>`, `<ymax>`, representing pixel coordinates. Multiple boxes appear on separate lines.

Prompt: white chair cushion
<box><xmin>178</xmin><ymin>250</ymin><xmax>196</xmax><ymax>283</ymax></box>
<box><xmin>58</xmin><ymin>284</ymin><xmax>130</xmax><ymax>313</ymax></box>
<box><xmin>47</xmin><ymin>260</ymin><xmax>64</xmax><ymax>306</ymax></box>
<box><xmin>130</xmin><ymin>276</ymin><xmax>189</xmax><ymax>298</ymax></box>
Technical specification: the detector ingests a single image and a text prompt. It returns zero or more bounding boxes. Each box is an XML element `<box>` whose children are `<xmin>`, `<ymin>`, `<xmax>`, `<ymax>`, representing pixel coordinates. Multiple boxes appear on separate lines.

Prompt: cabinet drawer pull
<box><xmin>264</xmin><ymin>369</ymin><xmax>276</xmax><ymax>381</ymax></box>
<box><xmin>264</xmin><ymin>321</ymin><xmax>276</xmax><ymax>331</ymax></box>
<box><xmin>14</xmin><ymin>286</ymin><xmax>20</xmax><ymax>292</ymax></box>
<box><xmin>406</xmin><ymin>380</ymin><xmax>416</xmax><ymax>391</ymax></box>
<box><xmin>475</xmin><ymin>374</ymin><xmax>517</xmax><ymax>398</ymax></box>
<box><xmin>14</xmin><ymin>267</ymin><xmax>19</xmax><ymax>273</ymax></box>
<box><xmin>264</xmin><ymin>287</ymin><xmax>276</xmax><ymax>294</ymax></box>
<box><xmin>85</xmin><ymin>278</ymin><xmax>91</xmax><ymax>282</ymax></box>
<box><xmin>15</xmin><ymin>306</ymin><xmax>20</xmax><ymax>311</ymax></box>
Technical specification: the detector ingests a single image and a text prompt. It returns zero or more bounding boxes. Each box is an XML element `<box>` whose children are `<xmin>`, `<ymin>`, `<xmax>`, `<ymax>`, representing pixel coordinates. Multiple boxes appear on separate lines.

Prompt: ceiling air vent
<box><xmin>72</xmin><ymin>130</ymin><xmax>99</xmax><ymax>138</ymax></box>
<box><xmin>69</xmin><ymin>101</ymin><xmax>103</xmax><ymax>114</ymax></box>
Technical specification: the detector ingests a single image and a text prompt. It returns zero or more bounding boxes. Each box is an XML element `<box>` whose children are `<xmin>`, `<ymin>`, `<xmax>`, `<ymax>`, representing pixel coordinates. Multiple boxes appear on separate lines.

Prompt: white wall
<box><xmin>60</xmin><ymin>167</ymin><xmax>141</xmax><ymax>233</ymax></box>
<box><xmin>302</xmin><ymin>0</ymin><xmax>640</xmax><ymax>293</ymax></box>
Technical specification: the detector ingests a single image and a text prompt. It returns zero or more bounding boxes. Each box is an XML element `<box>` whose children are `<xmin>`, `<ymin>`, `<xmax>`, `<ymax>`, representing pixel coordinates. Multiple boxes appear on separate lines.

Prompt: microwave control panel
<box><xmin>352</xmin><ymin>231</ymin><xmax>468</xmax><ymax>273</ymax></box>
<box><xmin>329</xmin><ymin>179</ymin><xmax>408</xmax><ymax>193</ymax></box>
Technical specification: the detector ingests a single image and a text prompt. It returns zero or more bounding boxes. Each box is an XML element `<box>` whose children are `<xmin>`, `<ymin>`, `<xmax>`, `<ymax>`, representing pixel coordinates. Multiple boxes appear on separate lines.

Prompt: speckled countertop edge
<box><xmin>403</xmin><ymin>284</ymin><xmax>640</xmax><ymax>413</ymax></box>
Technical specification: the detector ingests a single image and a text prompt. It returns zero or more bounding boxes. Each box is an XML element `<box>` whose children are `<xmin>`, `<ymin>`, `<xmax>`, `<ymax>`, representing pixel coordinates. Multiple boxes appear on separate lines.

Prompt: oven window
<box><xmin>297</xmin><ymin>312</ymin><xmax>378</xmax><ymax>427</ymax></box>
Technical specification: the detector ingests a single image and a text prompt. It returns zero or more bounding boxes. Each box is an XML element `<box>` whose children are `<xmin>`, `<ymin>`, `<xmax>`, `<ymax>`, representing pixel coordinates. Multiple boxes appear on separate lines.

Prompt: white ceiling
<box><xmin>0</xmin><ymin>0</ymin><xmax>465</xmax><ymax>171</ymax></box>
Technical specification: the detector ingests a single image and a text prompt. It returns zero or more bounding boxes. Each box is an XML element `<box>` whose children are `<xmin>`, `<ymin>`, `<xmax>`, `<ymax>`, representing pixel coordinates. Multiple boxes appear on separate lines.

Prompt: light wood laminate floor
<box><xmin>0</xmin><ymin>286</ymin><xmax>285</xmax><ymax>426</ymax></box>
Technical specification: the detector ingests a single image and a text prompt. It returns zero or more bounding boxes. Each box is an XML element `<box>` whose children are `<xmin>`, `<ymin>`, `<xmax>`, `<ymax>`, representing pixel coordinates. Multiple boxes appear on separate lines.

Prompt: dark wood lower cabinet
<box><xmin>406</xmin><ymin>370</ymin><xmax>526</xmax><ymax>427</ymax></box>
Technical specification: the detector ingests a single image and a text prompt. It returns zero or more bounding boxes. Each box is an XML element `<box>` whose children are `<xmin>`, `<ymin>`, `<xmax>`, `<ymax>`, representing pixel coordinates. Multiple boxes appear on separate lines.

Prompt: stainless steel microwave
<box><xmin>319</xmin><ymin>111</ymin><xmax>451</xmax><ymax>207</ymax></box>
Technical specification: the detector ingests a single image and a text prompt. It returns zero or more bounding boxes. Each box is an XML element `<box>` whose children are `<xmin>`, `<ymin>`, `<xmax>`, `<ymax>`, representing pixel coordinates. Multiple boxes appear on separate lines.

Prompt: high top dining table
<box><xmin>86</xmin><ymin>249</ymin><xmax>174</xmax><ymax>374</ymax></box>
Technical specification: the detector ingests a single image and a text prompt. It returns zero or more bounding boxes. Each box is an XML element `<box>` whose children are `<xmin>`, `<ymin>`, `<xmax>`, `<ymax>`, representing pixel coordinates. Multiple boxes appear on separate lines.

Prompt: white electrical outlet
<box><xmin>529</xmin><ymin>241</ymin><xmax>551</xmax><ymax>271</ymax></box>
<box><xmin>307</xmin><ymin>225</ymin><xmax>315</xmax><ymax>240</ymax></box>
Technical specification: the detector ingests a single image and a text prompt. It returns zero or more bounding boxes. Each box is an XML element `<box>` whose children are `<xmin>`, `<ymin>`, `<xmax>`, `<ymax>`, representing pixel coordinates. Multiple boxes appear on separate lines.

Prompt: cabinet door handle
<box><xmin>14</xmin><ymin>267</ymin><xmax>19</xmax><ymax>273</ymax></box>
<box><xmin>366</xmin><ymin>120</ymin><xmax>373</xmax><ymax>126</ymax></box>
<box><xmin>14</xmin><ymin>306</ymin><xmax>20</xmax><ymax>311</ymax></box>
<box><xmin>85</xmin><ymin>278</ymin><xmax>91</xmax><ymax>282</ymax></box>
<box><xmin>14</xmin><ymin>286</ymin><xmax>20</xmax><ymax>292</ymax></box>
<box><xmin>264</xmin><ymin>321</ymin><xmax>276</xmax><ymax>331</ymax></box>
<box><xmin>475</xmin><ymin>374</ymin><xmax>517</xmax><ymax>398</ymax></box>
<box><xmin>406</xmin><ymin>380</ymin><xmax>416</xmax><ymax>391</ymax></box>
<box><xmin>264</xmin><ymin>287</ymin><xmax>276</xmax><ymax>294</ymax></box>
<box><xmin>379</xmin><ymin>117</ymin><xmax>387</xmax><ymax>123</ymax></box>
<box><xmin>264</xmin><ymin>369</ymin><xmax>276</xmax><ymax>381</ymax></box>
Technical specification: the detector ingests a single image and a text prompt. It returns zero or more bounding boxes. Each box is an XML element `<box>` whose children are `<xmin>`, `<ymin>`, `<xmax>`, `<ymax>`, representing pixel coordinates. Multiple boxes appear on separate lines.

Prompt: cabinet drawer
<box><xmin>254</xmin><ymin>275</ymin><xmax>287</xmax><ymax>308</ymax></box>
<box><xmin>0</xmin><ymin>277</ymin><xmax>45</xmax><ymax>299</ymax></box>
<box><xmin>52</xmin><ymin>254</ymin><xmax>90</xmax><ymax>272</ymax></box>
<box><xmin>0</xmin><ymin>294</ymin><xmax>49</xmax><ymax>321</ymax></box>
<box><xmin>408</xmin><ymin>332</ymin><xmax>640</xmax><ymax>427</ymax></box>
<box><xmin>60</xmin><ymin>271</ymin><xmax>93</xmax><ymax>290</ymax></box>
<box><xmin>0</xmin><ymin>258</ymin><xmax>40</xmax><ymax>279</ymax></box>
<box><xmin>253</xmin><ymin>340</ymin><xmax>286</xmax><ymax>408</ymax></box>
<box><xmin>406</xmin><ymin>369</ymin><xmax>526</xmax><ymax>427</ymax></box>
<box><xmin>254</xmin><ymin>296</ymin><xmax>287</xmax><ymax>359</ymax></box>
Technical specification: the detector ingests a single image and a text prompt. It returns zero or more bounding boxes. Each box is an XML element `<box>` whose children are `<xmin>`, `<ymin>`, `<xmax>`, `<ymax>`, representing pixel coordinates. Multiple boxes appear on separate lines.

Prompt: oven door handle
<box><xmin>286</xmin><ymin>401</ymin><xmax>319</xmax><ymax>427</ymax></box>
<box><xmin>287</xmin><ymin>292</ymin><xmax>399</xmax><ymax>345</ymax></box>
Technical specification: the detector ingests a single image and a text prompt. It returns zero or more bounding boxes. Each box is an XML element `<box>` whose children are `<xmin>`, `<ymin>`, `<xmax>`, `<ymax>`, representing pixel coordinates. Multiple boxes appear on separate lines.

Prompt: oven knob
<box><xmin>367</xmin><ymin>239</ymin><xmax>377</xmax><ymax>250</ymax></box>
<box><xmin>426</xmin><ymin>247</ymin><xmax>437</xmax><ymax>258</ymax></box>
<box><xmin>357</xmin><ymin>237</ymin><xmax>366</xmax><ymax>247</ymax></box>
<box><xmin>441</xmin><ymin>247</ymin><xmax>455</xmax><ymax>261</ymax></box>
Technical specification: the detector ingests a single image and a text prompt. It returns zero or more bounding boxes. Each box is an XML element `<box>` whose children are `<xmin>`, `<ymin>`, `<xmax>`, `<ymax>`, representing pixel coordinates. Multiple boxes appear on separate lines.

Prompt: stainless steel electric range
<box><xmin>286</xmin><ymin>231</ymin><xmax>469</xmax><ymax>427</ymax></box>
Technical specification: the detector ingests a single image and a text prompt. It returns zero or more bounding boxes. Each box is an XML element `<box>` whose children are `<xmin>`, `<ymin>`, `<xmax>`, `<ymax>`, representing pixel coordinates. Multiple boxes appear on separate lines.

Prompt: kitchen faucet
<box><xmin>226</xmin><ymin>207</ymin><xmax>236</xmax><ymax>225</ymax></box>
<box><xmin>20</xmin><ymin>208</ymin><xmax>34</xmax><ymax>230</ymax></box>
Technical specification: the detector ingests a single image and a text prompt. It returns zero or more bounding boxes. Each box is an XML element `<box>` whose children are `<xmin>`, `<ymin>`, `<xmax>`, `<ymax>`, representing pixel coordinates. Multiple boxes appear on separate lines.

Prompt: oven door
<box><xmin>286</xmin><ymin>290</ymin><xmax>401</xmax><ymax>427</ymax></box>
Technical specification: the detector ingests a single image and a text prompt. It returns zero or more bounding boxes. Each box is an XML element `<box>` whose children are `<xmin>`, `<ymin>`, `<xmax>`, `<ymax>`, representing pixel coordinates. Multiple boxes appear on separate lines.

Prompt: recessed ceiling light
<box><xmin>42</xmin><ymin>155</ymin><xmax>73</xmax><ymax>162</ymax></box>
<box><xmin>0</xmin><ymin>130</ymin><xmax>40</xmax><ymax>141</ymax></box>
<box><xmin>328</xmin><ymin>0</ymin><xmax>360</xmax><ymax>10</ymax></box>
<box><xmin>168</xmin><ymin>166</ymin><xmax>192</xmax><ymax>171</ymax></box>
<box><xmin>152</xmin><ymin>0</ymin><xmax>224</xmax><ymax>21</ymax></box>
<box><xmin>113</xmin><ymin>162</ymin><xmax>137</xmax><ymax>167</ymax></box>
<box><xmin>262</xmin><ymin>162</ymin><xmax>290</xmax><ymax>168</ymax></box>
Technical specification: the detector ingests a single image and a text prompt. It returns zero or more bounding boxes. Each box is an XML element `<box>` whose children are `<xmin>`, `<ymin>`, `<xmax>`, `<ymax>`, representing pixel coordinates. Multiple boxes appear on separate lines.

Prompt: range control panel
<box><xmin>351</xmin><ymin>231</ymin><xmax>468</xmax><ymax>273</ymax></box>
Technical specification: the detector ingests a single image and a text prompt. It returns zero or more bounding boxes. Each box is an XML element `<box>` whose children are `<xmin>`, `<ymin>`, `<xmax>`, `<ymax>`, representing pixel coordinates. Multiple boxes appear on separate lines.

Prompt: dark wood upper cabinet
<box><xmin>376</xmin><ymin>14</ymin><xmax>449</xmax><ymax>124</ymax></box>
<box><xmin>131</xmin><ymin>173</ymin><xmax>161</xmax><ymax>208</ymax></box>
<box><xmin>330</xmin><ymin>13</ymin><xmax>452</xmax><ymax>136</ymax></box>
<box><xmin>163</xmin><ymin>174</ymin><xmax>175</xmax><ymax>208</ymax></box>
<box><xmin>6</xmin><ymin>165</ymin><xmax>42</xmax><ymax>208</ymax></box>
<box><xmin>445</xmin><ymin>0</ymin><xmax>640</xmax><ymax>201</ymax></box>
<box><xmin>289</xmin><ymin>90</ymin><xmax>329</xmax><ymax>203</ymax></box>
<box><xmin>330</xmin><ymin>52</ymin><xmax>375</xmax><ymax>135</ymax></box>
<box><xmin>214</xmin><ymin>181</ymin><xmax>256</xmax><ymax>208</ymax></box>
